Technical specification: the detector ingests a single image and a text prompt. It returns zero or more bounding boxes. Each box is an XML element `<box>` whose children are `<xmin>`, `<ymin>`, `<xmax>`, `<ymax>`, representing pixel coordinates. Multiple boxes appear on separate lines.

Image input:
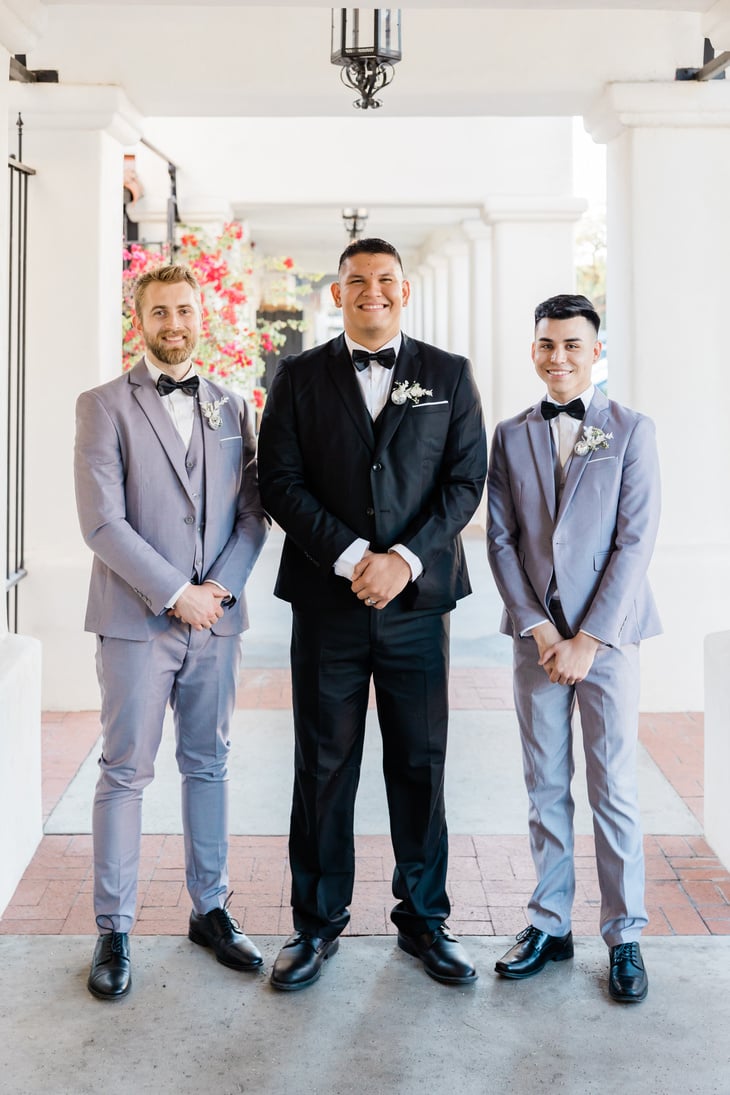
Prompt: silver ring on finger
<box><xmin>366</xmin><ymin>597</ymin><xmax>376</xmax><ymax>606</ymax></box>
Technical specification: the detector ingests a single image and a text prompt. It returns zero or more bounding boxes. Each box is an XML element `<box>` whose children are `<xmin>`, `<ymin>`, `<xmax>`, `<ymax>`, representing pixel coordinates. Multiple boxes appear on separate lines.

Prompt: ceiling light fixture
<box><xmin>342</xmin><ymin>207</ymin><xmax>369</xmax><ymax>241</ymax></box>
<box><xmin>331</xmin><ymin>9</ymin><xmax>402</xmax><ymax>110</ymax></box>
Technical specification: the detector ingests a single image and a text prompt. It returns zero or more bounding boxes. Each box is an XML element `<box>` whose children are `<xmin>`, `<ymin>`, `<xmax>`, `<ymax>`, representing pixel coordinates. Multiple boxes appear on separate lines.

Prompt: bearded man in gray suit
<box><xmin>487</xmin><ymin>294</ymin><xmax>661</xmax><ymax>1004</ymax></box>
<box><xmin>75</xmin><ymin>264</ymin><xmax>269</xmax><ymax>1000</ymax></box>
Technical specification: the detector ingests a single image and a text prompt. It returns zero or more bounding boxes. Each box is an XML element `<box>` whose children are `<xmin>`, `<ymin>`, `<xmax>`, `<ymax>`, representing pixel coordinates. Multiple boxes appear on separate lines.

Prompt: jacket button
<box><xmin>371</xmin><ymin>463</ymin><xmax>382</xmax><ymax>471</ymax></box>
<box><xmin>184</xmin><ymin>515</ymin><xmax>194</xmax><ymax>524</ymax></box>
<box><xmin>366</xmin><ymin>507</ymin><xmax>375</xmax><ymax>516</ymax></box>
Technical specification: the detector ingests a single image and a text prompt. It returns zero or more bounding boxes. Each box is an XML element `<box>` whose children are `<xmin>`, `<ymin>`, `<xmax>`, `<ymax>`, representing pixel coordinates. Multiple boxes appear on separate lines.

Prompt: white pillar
<box><xmin>443</xmin><ymin>238</ymin><xmax>471</xmax><ymax>358</ymax></box>
<box><xmin>462</xmin><ymin>218</ymin><xmax>493</xmax><ymax>430</ymax></box>
<box><xmin>425</xmin><ymin>254</ymin><xmax>449</xmax><ymax>351</ymax></box>
<box><xmin>586</xmin><ymin>81</ymin><xmax>730</xmax><ymax>711</ymax></box>
<box><xmin>405</xmin><ymin>269</ymin><xmax>423</xmax><ymax>340</ymax></box>
<box><xmin>485</xmin><ymin>196</ymin><xmax>587</xmax><ymax>426</ymax></box>
<box><xmin>0</xmin><ymin>4</ymin><xmax>45</xmax><ymax>915</ymax></box>
<box><xmin>416</xmin><ymin>262</ymin><xmax>435</xmax><ymax>345</ymax></box>
<box><xmin>705</xmin><ymin>632</ymin><xmax>730</xmax><ymax>868</ymax></box>
<box><xmin>9</xmin><ymin>84</ymin><xmax>143</xmax><ymax>709</ymax></box>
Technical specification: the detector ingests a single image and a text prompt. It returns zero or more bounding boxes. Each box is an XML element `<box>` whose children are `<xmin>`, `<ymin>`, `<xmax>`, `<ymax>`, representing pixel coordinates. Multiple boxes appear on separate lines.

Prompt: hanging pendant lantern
<box><xmin>331</xmin><ymin>9</ymin><xmax>402</xmax><ymax>110</ymax></box>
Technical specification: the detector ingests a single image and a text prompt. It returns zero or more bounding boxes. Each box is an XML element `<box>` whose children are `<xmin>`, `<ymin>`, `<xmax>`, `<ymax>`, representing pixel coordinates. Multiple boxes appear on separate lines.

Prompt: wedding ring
<box><xmin>366</xmin><ymin>597</ymin><xmax>375</xmax><ymax>606</ymax></box>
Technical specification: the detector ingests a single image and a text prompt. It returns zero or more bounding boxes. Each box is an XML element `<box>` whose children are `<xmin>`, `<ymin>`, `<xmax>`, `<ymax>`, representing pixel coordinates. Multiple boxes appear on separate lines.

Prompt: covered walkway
<box><xmin>1</xmin><ymin>531</ymin><xmax>728</xmax><ymax>1093</ymax></box>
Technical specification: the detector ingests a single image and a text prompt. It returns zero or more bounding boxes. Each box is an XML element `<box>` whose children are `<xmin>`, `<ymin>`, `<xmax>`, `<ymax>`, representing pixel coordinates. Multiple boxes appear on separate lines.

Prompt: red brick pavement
<box><xmin>2</xmin><ymin>674</ymin><xmax>728</xmax><ymax>938</ymax></box>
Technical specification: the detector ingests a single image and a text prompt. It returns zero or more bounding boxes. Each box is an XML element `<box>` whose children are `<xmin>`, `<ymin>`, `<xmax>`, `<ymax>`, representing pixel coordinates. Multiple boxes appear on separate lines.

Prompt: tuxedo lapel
<box><xmin>128</xmin><ymin>358</ymin><xmax>195</xmax><ymax>502</ymax></box>
<box><xmin>326</xmin><ymin>335</ymin><xmax>375</xmax><ymax>450</ymax></box>
<box><xmin>197</xmin><ymin>377</ymin><xmax>223</xmax><ymax>516</ymax></box>
<box><xmin>556</xmin><ymin>389</ymin><xmax>611</xmax><ymax>524</ymax></box>
<box><xmin>526</xmin><ymin>405</ymin><xmax>557</xmax><ymax>518</ymax></box>
<box><xmin>373</xmin><ymin>334</ymin><xmax>421</xmax><ymax>459</ymax></box>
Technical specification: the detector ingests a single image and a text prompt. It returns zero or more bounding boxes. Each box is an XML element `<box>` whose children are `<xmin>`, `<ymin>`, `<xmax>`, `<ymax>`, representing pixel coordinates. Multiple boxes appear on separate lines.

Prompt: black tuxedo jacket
<box><xmin>258</xmin><ymin>333</ymin><xmax>487</xmax><ymax>612</ymax></box>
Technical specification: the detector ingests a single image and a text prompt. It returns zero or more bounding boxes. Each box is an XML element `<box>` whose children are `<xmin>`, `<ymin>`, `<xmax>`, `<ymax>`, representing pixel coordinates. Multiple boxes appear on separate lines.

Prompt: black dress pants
<box><xmin>288</xmin><ymin>600</ymin><xmax>452</xmax><ymax>938</ymax></box>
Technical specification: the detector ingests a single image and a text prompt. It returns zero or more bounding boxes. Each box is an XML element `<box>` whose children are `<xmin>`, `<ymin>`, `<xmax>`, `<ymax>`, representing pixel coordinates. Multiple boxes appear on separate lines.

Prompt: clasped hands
<box><xmin>351</xmin><ymin>549</ymin><xmax>411</xmax><ymax>610</ymax></box>
<box><xmin>531</xmin><ymin>621</ymin><xmax>600</xmax><ymax>686</ymax></box>
<box><xmin>167</xmin><ymin>580</ymin><xmax>231</xmax><ymax>631</ymax></box>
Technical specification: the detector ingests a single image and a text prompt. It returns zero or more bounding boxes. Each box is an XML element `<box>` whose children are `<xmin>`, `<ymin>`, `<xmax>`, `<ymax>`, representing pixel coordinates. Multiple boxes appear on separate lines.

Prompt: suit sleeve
<box><xmin>203</xmin><ymin>398</ymin><xmax>270</xmax><ymax>600</ymax></box>
<box><xmin>486</xmin><ymin>422</ymin><xmax>548</xmax><ymax>633</ymax></box>
<box><xmin>579</xmin><ymin>414</ymin><xmax>661</xmax><ymax>644</ymax></box>
<box><xmin>74</xmin><ymin>390</ymin><xmax>190</xmax><ymax>615</ymax></box>
<box><xmin>257</xmin><ymin>361</ymin><xmax>361</xmax><ymax>567</ymax></box>
<box><xmin>396</xmin><ymin>358</ymin><xmax>487</xmax><ymax>572</ymax></box>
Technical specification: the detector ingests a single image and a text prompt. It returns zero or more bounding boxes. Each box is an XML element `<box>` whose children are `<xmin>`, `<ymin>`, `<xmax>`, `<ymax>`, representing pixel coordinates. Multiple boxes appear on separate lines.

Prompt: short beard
<box><xmin>145</xmin><ymin>330</ymin><xmax>197</xmax><ymax>366</ymax></box>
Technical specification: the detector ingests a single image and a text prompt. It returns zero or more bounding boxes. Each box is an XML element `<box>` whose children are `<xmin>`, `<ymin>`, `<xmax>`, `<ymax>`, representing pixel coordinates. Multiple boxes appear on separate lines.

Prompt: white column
<box><xmin>9</xmin><ymin>84</ymin><xmax>143</xmax><ymax>710</ymax></box>
<box><xmin>405</xmin><ymin>269</ymin><xmax>423</xmax><ymax>340</ymax></box>
<box><xmin>0</xmin><ymin>3</ymin><xmax>45</xmax><ymax>915</ymax></box>
<box><xmin>705</xmin><ymin>632</ymin><xmax>730</xmax><ymax>868</ymax></box>
<box><xmin>416</xmin><ymin>262</ymin><xmax>435</xmax><ymax>345</ymax></box>
<box><xmin>462</xmin><ymin>218</ymin><xmax>493</xmax><ymax>428</ymax></box>
<box><xmin>425</xmin><ymin>254</ymin><xmax>449</xmax><ymax>351</ymax></box>
<box><xmin>443</xmin><ymin>237</ymin><xmax>471</xmax><ymax>358</ymax></box>
<box><xmin>586</xmin><ymin>81</ymin><xmax>730</xmax><ymax>712</ymax></box>
<box><xmin>485</xmin><ymin>196</ymin><xmax>587</xmax><ymax>427</ymax></box>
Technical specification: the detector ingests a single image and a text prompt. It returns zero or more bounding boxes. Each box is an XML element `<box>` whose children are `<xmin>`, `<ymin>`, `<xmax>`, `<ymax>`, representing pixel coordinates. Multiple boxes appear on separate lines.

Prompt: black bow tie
<box><xmin>157</xmin><ymin>373</ymin><xmax>200</xmax><ymax>397</ymax></box>
<box><xmin>352</xmin><ymin>348</ymin><xmax>396</xmax><ymax>372</ymax></box>
<box><xmin>541</xmin><ymin>397</ymin><xmax>585</xmax><ymax>421</ymax></box>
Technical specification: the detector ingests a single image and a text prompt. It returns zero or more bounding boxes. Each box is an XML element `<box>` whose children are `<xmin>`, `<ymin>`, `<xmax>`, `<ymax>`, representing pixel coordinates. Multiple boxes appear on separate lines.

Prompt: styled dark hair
<box><xmin>337</xmin><ymin>237</ymin><xmax>404</xmax><ymax>273</ymax></box>
<box><xmin>534</xmin><ymin>294</ymin><xmax>600</xmax><ymax>337</ymax></box>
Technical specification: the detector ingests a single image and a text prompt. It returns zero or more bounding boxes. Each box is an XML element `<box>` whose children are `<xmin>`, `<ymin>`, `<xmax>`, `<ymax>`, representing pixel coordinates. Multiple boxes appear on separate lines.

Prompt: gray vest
<box><xmin>185</xmin><ymin>407</ymin><xmax>206</xmax><ymax>581</ymax></box>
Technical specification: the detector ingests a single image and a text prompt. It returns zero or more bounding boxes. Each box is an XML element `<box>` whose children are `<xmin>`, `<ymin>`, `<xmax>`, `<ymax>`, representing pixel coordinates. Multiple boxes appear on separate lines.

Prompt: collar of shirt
<box><xmin>543</xmin><ymin>383</ymin><xmax>595</xmax><ymax>413</ymax></box>
<box><xmin>344</xmin><ymin>333</ymin><xmax>402</xmax><ymax>363</ymax></box>
<box><xmin>544</xmin><ymin>384</ymin><xmax>595</xmax><ymax>468</ymax></box>
<box><xmin>144</xmin><ymin>355</ymin><xmax>196</xmax><ymax>388</ymax></box>
<box><xmin>144</xmin><ymin>355</ymin><xmax>197</xmax><ymax>446</ymax></box>
<box><xmin>345</xmin><ymin>334</ymin><xmax>402</xmax><ymax>420</ymax></box>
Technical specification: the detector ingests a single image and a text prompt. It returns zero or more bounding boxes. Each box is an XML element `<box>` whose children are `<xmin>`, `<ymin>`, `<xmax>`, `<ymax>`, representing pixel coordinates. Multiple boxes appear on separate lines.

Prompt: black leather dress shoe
<box><xmin>397</xmin><ymin>925</ymin><xmax>477</xmax><ymax>985</ymax></box>
<box><xmin>609</xmin><ymin>941</ymin><xmax>648</xmax><ymax>1003</ymax></box>
<box><xmin>189</xmin><ymin>900</ymin><xmax>263</xmax><ymax>971</ymax></box>
<box><xmin>495</xmin><ymin>925</ymin><xmax>574</xmax><ymax>979</ymax></box>
<box><xmin>270</xmin><ymin>932</ymin><xmax>339</xmax><ymax>991</ymax></box>
<box><xmin>88</xmin><ymin>932</ymin><xmax>131</xmax><ymax>1000</ymax></box>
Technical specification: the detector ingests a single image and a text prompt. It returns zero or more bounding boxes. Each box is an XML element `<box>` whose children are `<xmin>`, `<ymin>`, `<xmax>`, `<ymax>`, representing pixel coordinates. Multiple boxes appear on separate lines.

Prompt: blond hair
<box><xmin>133</xmin><ymin>264</ymin><xmax>201</xmax><ymax>317</ymax></box>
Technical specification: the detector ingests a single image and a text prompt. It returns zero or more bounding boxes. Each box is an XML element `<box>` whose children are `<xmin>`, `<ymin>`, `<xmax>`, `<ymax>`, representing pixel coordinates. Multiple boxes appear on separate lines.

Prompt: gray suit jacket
<box><xmin>75</xmin><ymin>358</ymin><xmax>269</xmax><ymax>640</ymax></box>
<box><xmin>487</xmin><ymin>388</ymin><xmax>662</xmax><ymax>648</ymax></box>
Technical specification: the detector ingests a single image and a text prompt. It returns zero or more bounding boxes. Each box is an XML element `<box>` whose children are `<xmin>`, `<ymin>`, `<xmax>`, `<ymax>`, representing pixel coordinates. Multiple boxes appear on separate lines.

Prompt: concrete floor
<box><xmin>3</xmin><ymin>529</ymin><xmax>728</xmax><ymax>1094</ymax></box>
<box><xmin>1</xmin><ymin>935</ymin><xmax>729</xmax><ymax>1094</ymax></box>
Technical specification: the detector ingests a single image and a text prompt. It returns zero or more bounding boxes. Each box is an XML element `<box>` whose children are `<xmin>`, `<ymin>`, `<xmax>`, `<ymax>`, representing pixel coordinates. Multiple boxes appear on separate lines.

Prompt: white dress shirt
<box><xmin>144</xmin><ymin>356</ymin><xmax>197</xmax><ymax>449</ymax></box>
<box><xmin>522</xmin><ymin>384</ymin><xmax>599</xmax><ymax>640</ymax></box>
<box><xmin>333</xmin><ymin>334</ymin><xmax>423</xmax><ymax>583</ymax></box>
<box><xmin>145</xmin><ymin>357</ymin><xmax>227</xmax><ymax>608</ymax></box>
<box><xmin>547</xmin><ymin>384</ymin><xmax>595</xmax><ymax>468</ymax></box>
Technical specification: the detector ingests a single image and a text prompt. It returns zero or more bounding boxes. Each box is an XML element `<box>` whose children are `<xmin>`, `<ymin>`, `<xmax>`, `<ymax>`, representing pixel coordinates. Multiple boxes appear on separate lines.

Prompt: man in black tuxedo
<box><xmin>258</xmin><ymin>238</ymin><xmax>487</xmax><ymax>990</ymax></box>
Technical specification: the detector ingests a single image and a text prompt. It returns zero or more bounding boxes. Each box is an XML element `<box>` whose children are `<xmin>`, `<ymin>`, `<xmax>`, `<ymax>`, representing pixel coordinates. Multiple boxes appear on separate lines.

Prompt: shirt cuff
<box><xmin>165</xmin><ymin>581</ymin><xmax>190</xmax><ymax>610</ymax></box>
<box><xmin>520</xmin><ymin>618</ymin><xmax>550</xmax><ymax>637</ymax></box>
<box><xmin>389</xmin><ymin>545</ymin><xmax>422</xmax><ymax>581</ymax></box>
<box><xmin>333</xmin><ymin>538</ymin><xmax>369</xmax><ymax>580</ymax></box>
<box><xmin>205</xmin><ymin>578</ymin><xmax>234</xmax><ymax>606</ymax></box>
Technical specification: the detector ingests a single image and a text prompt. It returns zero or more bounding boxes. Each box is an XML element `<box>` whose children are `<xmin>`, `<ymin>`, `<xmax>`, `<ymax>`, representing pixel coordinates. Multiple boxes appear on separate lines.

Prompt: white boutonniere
<box><xmin>574</xmin><ymin>425</ymin><xmax>614</xmax><ymax>456</ymax></box>
<box><xmin>391</xmin><ymin>380</ymin><xmax>434</xmax><ymax>406</ymax></box>
<box><xmin>200</xmin><ymin>396</ymin><xmax>229</xmax><ymax>430</ymax></box>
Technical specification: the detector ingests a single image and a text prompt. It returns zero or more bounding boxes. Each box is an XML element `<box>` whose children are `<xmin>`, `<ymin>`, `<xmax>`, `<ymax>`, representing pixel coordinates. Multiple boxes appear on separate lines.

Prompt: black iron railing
<box><xmin>6</xmin><ymin>117</ymin><xmax>35</xmax><ymax>632</ymax></box>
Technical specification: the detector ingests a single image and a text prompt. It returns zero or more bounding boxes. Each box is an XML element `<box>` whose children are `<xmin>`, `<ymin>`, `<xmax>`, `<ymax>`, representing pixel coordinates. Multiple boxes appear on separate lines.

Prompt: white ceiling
<box><xmin>18</xmin><ymin>1</ymin><xmax>723</xmax><ymax>264</ymax></box>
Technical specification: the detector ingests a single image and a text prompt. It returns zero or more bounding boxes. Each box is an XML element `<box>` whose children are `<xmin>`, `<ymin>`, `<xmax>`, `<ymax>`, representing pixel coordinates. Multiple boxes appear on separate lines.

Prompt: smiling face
<box><xmin>532</xmin><ymin>315</ymin><xmax>601</xmax><ymax>403</ymax></box>
<box><xmin>134</xmin><ymin>280</ymin><xmax>201</xmax><ymax>378</ymax></box>
<box><xmin>331</xmin><ymin>250</ymin><xmax>410</xmax><ymax>349</ymax></box>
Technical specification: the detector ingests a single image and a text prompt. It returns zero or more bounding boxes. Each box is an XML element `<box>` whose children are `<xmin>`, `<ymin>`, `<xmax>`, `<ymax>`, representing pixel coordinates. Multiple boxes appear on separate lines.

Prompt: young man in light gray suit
<box><xmin>75</xmin><ymin>264</ymin><xmax>269</xmax><ymax>1000</ymax></box>
<box><xmin>487</xmin><ymin>294</ymin><xmax>661</xmax><ymax>1004</ymax></box>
